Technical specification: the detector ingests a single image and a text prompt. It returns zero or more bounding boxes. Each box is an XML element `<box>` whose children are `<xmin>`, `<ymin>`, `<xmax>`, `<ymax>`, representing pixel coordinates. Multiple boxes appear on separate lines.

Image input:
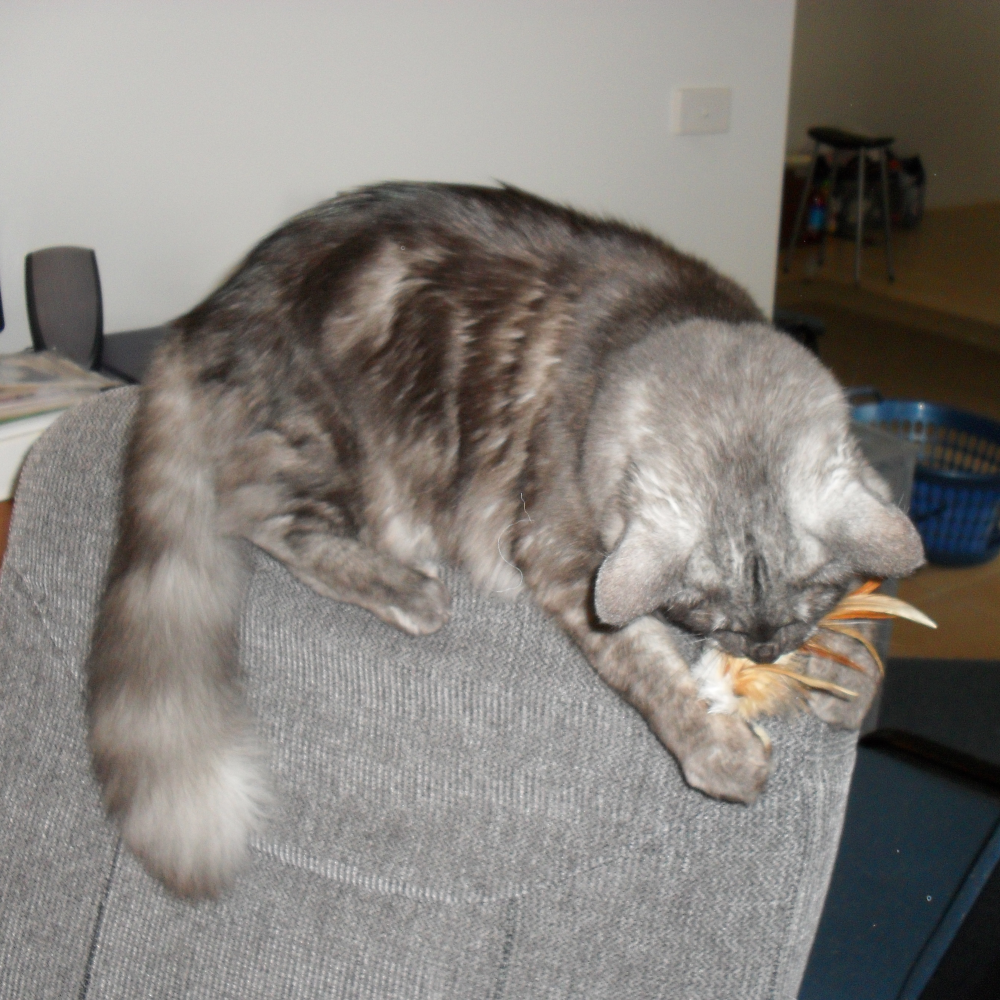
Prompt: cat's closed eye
<box><xmin>711</xmin><ymin>621</ymin><xmax>813</xmax><ymax>663</ymax></box>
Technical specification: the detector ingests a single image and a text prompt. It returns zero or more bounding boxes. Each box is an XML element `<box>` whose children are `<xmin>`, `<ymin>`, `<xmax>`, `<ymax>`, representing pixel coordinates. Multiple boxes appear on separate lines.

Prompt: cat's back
<box><xmin>166</xmin><ymin>184</ymin><xmax>766</xmax><ymax>472</ymax></box>
<box><xmin>218</xmin><ymin>182</ymin><xmax>631</xmax><ymax>286</ymax></box>
<box><xmin>186</xmin><ymin>183</ymin><xmax>760</xmax><ymax>337</ymax></box>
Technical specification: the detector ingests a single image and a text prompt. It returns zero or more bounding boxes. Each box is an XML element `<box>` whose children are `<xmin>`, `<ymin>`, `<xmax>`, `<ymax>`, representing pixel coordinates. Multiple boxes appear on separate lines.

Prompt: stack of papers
<box><xmin>0</xmin><ymin>350</ymin><xmax>124</xmax><ymax>501</ymax></box>
<box><xmin>0</xmin><ymin>349</ymin><xmax>122</xmax><ymax>423</ymax></box>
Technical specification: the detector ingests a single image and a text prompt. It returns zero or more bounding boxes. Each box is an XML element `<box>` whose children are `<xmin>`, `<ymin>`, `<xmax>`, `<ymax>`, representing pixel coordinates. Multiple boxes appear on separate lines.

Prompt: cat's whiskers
<box><xmin>494</xmin><ymin>494</ymin><xmax>533</xmax><ymax>593</ymax></box>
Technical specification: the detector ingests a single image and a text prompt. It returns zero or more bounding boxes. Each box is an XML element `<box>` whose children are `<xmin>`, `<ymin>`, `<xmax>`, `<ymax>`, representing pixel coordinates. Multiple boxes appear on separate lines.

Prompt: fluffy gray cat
<box><xmin>86</xmin><ymin>182</ymin><xmax>923</xmax><ymax>898</ymax></box>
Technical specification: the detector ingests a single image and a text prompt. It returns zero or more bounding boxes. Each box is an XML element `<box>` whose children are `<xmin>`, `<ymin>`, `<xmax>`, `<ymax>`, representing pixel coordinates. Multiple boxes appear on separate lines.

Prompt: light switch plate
<box><xmin>671</xmin><ymin>87</ymin><xmax>731</xmax><ymax>135</ymax></box>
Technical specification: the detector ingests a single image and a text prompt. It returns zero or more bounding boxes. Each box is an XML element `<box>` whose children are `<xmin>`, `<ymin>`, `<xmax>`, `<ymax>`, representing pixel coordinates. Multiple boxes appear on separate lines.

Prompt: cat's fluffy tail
<box><xmin>85</xmin><ymin>355</ymin><xmax>270</xmax><ymax>898</ymax></box>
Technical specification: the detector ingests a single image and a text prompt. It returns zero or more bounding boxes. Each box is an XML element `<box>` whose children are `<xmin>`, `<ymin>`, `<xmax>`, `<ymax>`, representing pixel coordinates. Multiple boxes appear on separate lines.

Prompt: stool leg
<box><xmin>817</xmin><ymin>150</ymin><xmax>838</xmax><ymax>268</ymax></box>
<box><xmin>879</xmin><ymin>150</ymin><xmax>895</xmax><ymax>282</ymax></box>
<box><xmin>784</xmin><ymin>141</ymin><xmax>819</xmax><ymax>273</ymax></box>
<box><xmin>854</xmin><ymin>148</ymin><xmax>865</xmax><ymax>284</ymax></box>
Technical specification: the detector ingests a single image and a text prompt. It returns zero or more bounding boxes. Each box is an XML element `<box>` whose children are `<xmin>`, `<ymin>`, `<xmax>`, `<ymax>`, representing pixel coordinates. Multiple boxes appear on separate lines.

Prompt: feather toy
<box><xmin>724</xmin><ymin>581</ymin><xmax>936</xmax><ymax>724</ymax></box>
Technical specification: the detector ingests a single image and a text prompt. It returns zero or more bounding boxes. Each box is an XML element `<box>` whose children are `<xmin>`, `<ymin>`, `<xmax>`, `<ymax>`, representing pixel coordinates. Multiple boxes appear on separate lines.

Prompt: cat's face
<box><xmin>652</xmin><ymin>545</ymin><xmax>852</xmax><ymax>663</ymax></box>
<box><xmin>594</xmin><ymin>465</ymin><xmax>922</xmax><ymax>662</ymax></box>
<box><xmin>586</xmin><ymin>320</ymin><xmax>925</xmax><ymax>660</ymax></box>
<box><xmin>652</xmin><ymin>481</ymin><xmax>873</xmax><ymax>661</ymax></box>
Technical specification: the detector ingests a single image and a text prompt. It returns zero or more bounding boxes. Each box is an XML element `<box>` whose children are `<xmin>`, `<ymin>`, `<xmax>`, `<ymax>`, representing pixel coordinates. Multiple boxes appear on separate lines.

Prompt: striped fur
<box><xmin>86</xmin><ymin>183</ymin><xmax>923</xmax><ymax>896</ymax></box>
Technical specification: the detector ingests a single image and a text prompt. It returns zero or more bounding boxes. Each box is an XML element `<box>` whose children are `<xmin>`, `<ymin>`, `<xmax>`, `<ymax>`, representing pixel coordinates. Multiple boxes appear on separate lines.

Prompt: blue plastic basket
<box><xmin>852</xmin><ymin>399</ymin><xmax>1000</xmax><ymax>566</ymax></box>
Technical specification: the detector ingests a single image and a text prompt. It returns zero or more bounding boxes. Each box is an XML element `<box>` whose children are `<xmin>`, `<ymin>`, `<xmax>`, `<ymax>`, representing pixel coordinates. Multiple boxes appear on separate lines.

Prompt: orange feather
<box><xmin>723</xmin><ymin>582</ymin><xmax>935</xmax><ymax>722</ymax></box>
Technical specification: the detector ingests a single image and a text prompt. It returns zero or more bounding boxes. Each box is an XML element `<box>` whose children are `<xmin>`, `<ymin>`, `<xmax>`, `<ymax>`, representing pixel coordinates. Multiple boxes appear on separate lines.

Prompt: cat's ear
<box><xmin>593</xmin><ymin>521</ymin><xmax>691</xmax><ymax>627</ymax></box>
<box><xmin>826</xmin><ymin>479</ymin><xmax>925</xmax><ymax>579</ymax></box>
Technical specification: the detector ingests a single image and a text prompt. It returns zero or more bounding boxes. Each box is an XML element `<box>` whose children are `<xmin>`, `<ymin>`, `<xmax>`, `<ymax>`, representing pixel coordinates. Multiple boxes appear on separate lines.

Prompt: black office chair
<box><xmin>25</xmin><ymin>246</ymin><xmax>104</xmax><ymax>368</ymax></box>
<box><xmin>24</xmin><ymin>246</ymin><xmax>166</xmax><ymax>382</ymax></box>
<box><xmin>784</xmin><ymin>126</ymin><xmax>895</xmax><ymax>284</ymax></box>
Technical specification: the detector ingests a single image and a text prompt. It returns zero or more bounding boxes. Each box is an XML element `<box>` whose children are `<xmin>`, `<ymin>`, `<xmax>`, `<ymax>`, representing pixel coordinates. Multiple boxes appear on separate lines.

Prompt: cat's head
<box><xmin>586</xmin><ymin>320</ymin><xmax>924</xmax><ymax>662</ymax></box>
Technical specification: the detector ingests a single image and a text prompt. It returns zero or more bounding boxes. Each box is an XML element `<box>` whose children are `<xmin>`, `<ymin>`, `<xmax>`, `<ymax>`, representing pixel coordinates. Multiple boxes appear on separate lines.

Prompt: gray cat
<box><xmin>85</xmin><ymin>182</ymin><xmax>923</xmax><ymax>898</ymax></box>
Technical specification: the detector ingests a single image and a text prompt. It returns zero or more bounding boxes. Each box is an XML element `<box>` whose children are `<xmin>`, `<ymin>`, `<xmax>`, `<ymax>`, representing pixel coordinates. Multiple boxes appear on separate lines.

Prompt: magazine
<box><xmin>0</xmin><ymin>349</ymin><xmax>123</xmax><ymax>423</ymax></box>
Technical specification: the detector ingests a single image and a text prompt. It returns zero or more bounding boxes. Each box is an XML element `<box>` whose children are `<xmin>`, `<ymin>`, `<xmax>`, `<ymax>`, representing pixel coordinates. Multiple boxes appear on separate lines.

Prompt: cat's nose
<box><xmin>748</xmin><ymin>624</ymin><xmax>781</xmax><ymax>663</ymax></box>
<box><xmin>749</xmin><ymin>641</ymin><xmax>780</xmax><ymax>663</ymax></box>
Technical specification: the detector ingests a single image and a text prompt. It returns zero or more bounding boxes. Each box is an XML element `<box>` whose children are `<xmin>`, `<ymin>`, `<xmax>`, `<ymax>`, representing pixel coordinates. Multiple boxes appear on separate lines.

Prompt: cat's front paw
<box><xmin>678</xmin><ymin>710</ymin><xmax>772</xmax><ymax>804</ymax></box>
<box><xmin>381</xmin><ymin>572</ymin><xmax>452</xmax><ymax>636</ymax></box>
<box><xmin>803</xmin><ymin>627</ymin><xmax>882</xmax><ymax>730</ymax></box>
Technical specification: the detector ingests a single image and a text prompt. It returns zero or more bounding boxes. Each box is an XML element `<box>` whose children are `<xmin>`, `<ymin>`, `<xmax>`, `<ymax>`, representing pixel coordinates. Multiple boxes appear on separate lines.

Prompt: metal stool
<box><xmin>784</xmin><ymin>126</ymin><xmax>895</xmax><ymax>284</ymax></box>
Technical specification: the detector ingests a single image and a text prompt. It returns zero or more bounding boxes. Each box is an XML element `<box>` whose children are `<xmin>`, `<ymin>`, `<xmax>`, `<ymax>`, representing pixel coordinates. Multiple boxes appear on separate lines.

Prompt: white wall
<box><xmin>785</xmin><ymin>0</ymin><xmax>882</xmax><ymax>153</ymax></box>
<box><xmin>0</xmin><ymin>1</ymin><xmax>796</xmax><ymax>351</ymax></box>
<box><xmin>787</xmin><ymin>0</ymin><xmax>1000</xmax><ymax>209</ymax></box>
